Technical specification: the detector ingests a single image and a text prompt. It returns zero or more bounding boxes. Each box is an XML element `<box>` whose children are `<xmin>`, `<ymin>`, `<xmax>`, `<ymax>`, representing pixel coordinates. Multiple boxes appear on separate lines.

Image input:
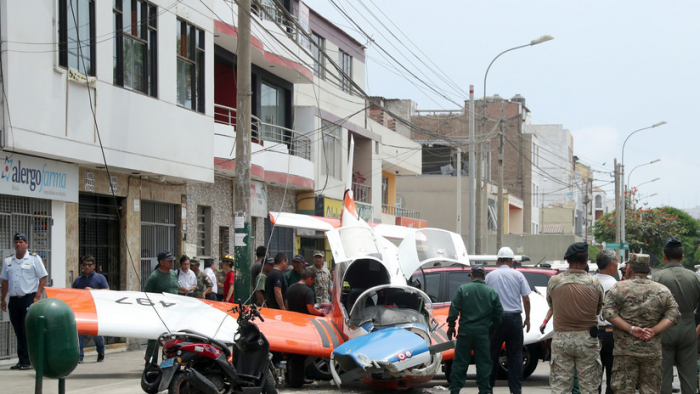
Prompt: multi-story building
<box><xmin>0</xmin><ymin>0</ymin><xmax>420</xmax><ymax>300</ymax></box>
<box><xmin>390</xmin><ymin>94</ymin><xmax>534</xmax><ymax>253</ymax></box>
<box><xmin>293</xmin><ymin>8</ymin><xmax>423</xmax><ymax>259</ymax></box>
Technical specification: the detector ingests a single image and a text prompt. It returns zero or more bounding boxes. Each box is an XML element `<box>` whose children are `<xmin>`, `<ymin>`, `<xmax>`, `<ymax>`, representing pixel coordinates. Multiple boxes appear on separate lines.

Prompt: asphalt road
<box><xmin>1</xmin><ymin>346</ymin><xmax>678</xmax><ymax>394</ymax></box>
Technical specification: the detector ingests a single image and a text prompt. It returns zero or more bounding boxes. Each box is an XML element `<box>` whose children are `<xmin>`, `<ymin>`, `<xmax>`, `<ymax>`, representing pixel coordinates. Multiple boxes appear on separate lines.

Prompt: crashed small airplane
<box><xmin>44</xmin><ymin>138</ymin><xmax>552</xmax><ymax>389</ymax></box>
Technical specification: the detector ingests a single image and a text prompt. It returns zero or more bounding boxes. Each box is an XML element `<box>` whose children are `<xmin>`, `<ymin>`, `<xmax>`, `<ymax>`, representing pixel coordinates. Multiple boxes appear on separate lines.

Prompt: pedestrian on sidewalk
<box><xmin>72</xmin><ymin>254</ymin><xmax>109</xmax><ymax>363</ymax></box>
<box><xmin>1</xmin><ymin>232</ymin><xmax>48</xmax><ymax>371</ymax></box>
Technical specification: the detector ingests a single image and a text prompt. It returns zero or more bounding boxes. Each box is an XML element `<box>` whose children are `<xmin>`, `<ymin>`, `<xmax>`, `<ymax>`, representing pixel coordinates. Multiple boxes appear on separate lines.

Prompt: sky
<box><xmin>303</xmin><ymin>0</ymin><xmax>700</xmax><ymax>211</ymax></box>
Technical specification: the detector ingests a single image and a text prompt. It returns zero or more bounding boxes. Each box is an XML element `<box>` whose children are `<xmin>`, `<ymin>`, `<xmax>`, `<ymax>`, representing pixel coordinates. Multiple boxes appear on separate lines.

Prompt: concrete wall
<box><xmin>541</xmin><ymin>207</ymin><xmax>576</xmax><ymax>235</ymax></box>
<box><xmin>486</xmin><ymin>234</ymin><xmax>584</xmax><ymax>264</ymax></box>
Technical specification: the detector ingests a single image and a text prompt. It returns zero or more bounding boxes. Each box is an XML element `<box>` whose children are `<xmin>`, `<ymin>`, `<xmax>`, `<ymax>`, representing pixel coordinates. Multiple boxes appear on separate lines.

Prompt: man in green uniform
<box><xmin>652</xmin><ymin>237</ymin><xmax>700</xmax><ymax>394</ymax></box>
<box><xmin>144</xmin><ymin>250</ymin><xmax>178</xmax><ymax>364</ymax></box>
<box><xmin>603</xmin><ymin>253</ymin><xmax>680</xmax><ymax>394</ymax></box>
<box><xmin>447</xmin><ymin>265</ymin><xmax>503</xmax><ymax>394</ymax></box>
<box><xmin>547</xmin><ymin>242</ymin><xmax>605</xmax><ymax>394</ymax></box>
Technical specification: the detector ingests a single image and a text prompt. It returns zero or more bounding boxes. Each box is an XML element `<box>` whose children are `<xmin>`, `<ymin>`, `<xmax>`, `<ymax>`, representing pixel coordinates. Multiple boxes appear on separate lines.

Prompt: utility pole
<box><xmin>496</xmin><ymin>102</ymin><xmax>504</xmax><ymax>250</ymax></box>
<box><xmin>456</xmin><ymin>146</ymin><xmax>461</xmax><ymax>234</ymax></box>
<box><xmin>234</xmin><ymin>0</ymin><xmax>252</xmax><ymax>303</ymax></box>
<box><xmin>468</xmin><ymin>86</ymin><xmax>475</xmax><ymax>254</ymax></box>
<box><xmin>614</xmin><ymin>159</ymin><xmax>620</xmax><ymax>243</ymax></box>
<box><xmin>474</xmin><ymin>100</ymin><xmax>484</xmax><ymax>254</ymax></box>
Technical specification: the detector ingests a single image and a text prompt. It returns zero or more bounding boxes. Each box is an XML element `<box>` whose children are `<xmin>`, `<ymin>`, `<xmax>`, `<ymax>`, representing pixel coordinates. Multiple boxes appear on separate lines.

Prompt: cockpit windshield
<box><xmin>338</xmin><ymin>227</ymin><xmax>381</xmax><ymax>260</ymax></box>
<box><xmin>415</xmin><ymin>229</ymin><xmax>458</xmax><ymax>261</ymax></box>
<box><xmin>348</xmin><ymin>286</ymin><xmax>432</xmax><ymax>328</ymax></box>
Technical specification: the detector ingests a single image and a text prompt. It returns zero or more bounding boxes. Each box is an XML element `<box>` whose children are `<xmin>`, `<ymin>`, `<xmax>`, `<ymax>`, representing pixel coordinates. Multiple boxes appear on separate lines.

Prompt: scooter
<box><xmin>141</xmin><ymin>301</ymin><xmax>278</xmax><ymax>394</ymax></box>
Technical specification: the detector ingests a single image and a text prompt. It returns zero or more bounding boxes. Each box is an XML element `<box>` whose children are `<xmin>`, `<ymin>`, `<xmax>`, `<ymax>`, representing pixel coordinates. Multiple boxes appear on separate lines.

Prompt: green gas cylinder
<box><xmin>26</xmin><ymin>298</ymin><xmax>79</xmax><ymax>379</ymax></box>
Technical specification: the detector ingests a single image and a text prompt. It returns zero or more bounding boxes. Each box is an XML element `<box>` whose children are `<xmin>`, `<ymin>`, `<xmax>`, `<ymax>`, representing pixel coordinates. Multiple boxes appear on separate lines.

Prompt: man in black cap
<box><xmin>546</xmin><ymin>242</ymin><xmax>605</xmax><ymax>393</ymax></box>
<box><xmin>143</xmin><ymin>251</ymin><xmax>178</xmax><ymax>364</ymax></box>
<box><xmin>1</xmin><ymin>232</ymin><xmax>47</xmax><ymax>370</ymax></box>
<box><xmin>447</xmin><ymin>265</ymin><xmax>503</xmax><ymax>394</ymax></box>
<box><xmin>652</xmin><ymin>237</ymin><xmax>700</xmax><ymax>394</ymax></box>
<box><xmin>145</xmin><ymin>251</ymin><xmax>178</xmax><ymax>295</ymax></box>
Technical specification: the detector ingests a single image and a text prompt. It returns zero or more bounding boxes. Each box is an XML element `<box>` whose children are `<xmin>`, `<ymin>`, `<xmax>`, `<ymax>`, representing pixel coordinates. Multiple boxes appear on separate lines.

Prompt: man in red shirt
<box><xmin>222</xmin><ymin>254</ymin><xmax>235</xmax><ymax>303</ymax></box>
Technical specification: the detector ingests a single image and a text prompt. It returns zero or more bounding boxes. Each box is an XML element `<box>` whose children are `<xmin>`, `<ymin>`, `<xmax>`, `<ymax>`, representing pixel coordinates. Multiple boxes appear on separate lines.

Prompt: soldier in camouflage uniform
<box><xmin>547</xmin><ymin>242</ymin><xmax>605</xmax><ymax>394</ymax></box>
<box><xmin>311</xmin><ymin>250</ymin><xmax>331</xmax><ymax>304</ymax></box>
<box><xmin>190</xmin><ymin>260</ymin><xmax>213</xmax><ymax>299</ymax></box>
<box><xmin>652</xmin><ymin>238</ymin><xmax>700</xmax><ymax>394</ymax></box>
<box><xmin>603</xmin><ymin>253</ymin><xmax>680</xmax><ymax>394</ymax></box>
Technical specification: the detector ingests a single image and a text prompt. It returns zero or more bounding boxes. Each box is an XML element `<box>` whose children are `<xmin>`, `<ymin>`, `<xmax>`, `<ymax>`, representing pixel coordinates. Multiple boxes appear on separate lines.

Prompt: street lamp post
<box><xmin>477</xmin><ymin>35</ymin><xmax>553</xmax><ymax>252</ymax></box>
<box><xmin>621</xmin><ymin>121</ymin><xmax>667</xmax><ymax>256</ymax></box>
<box><xmin>636</xmin><ymin>177</ymin><xmax>660</xmax><ymax>189</ymax></box>
<box><xmin>627</xmin><ymin>159</ymin><xmax>661</xmax><ymax>187</ymax></box>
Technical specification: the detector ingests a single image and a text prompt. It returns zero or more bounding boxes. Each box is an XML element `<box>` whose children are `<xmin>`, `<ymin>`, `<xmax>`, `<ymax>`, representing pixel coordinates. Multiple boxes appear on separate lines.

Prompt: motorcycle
<box><xmin>141</xmin><ymin>301</ymin><xmax>278</xmax><ymax>394</ymax></box>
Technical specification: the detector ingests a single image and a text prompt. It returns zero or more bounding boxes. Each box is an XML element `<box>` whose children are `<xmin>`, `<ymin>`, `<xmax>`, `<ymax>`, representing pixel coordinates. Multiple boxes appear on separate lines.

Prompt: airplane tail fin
<box><xmin>341</xmin><ymin>137</ymin><xmax>360</xmax><ymax>226</ymax></box>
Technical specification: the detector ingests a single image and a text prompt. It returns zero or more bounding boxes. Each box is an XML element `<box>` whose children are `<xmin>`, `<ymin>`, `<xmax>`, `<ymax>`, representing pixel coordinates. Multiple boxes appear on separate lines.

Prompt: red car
<box><xmin>410</xmin><ymin>261</ymin><xmax>558</xmax><ymax>379</ymax></box>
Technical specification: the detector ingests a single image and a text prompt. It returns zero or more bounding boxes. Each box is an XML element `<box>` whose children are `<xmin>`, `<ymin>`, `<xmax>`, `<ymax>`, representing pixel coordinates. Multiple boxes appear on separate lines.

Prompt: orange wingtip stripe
<box><xmin>45</xmin><ymin>288</ymin><xmax>99</xmax><ymax>335</ymax></box>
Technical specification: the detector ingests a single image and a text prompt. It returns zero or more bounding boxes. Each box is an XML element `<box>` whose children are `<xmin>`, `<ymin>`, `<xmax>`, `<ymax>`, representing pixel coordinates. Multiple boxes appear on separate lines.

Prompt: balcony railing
<box><xmin>382</xmin><ymin>204</ymin><xmax>421</xmax><ymax>219</ymax></box>
<box><xmin>352</xmin><ymin>182</ymin><xmax>371</xmax><ymax>204</ymax></box>
<box><xmin>251</xmin><ymin>0</ymin><xmax>298</xmax><ymax>41</ymax></box>
<box><xmin>214</xmin><ymin>104</ymin><xmax>310</xmax><ymax>160</ymax></box>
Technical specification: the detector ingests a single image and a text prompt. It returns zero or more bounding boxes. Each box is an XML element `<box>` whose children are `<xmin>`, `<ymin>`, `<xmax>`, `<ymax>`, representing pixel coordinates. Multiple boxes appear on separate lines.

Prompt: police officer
<box><xmin>652</xmin><ymin>237</ymin><xmax>700</xmax><ymax>394</ymax></box>
<box><xmin>447</xmin><ymin>265</ymin><xmax>503</xmax><ymax>394</ymax></box>
<box><xmin>0</xmin><ymin>232</ymin><xmax>48</xmax><ymax>370</ymax></box>
<box><xmin>547</xmin><ymin>242</ymin><xmax>605</xmax><ymax>394</ymax></box>
<box><xmin>604</xmin><ymin>253</ymin><xmax>680</xmax><ymax>394</ymax></box>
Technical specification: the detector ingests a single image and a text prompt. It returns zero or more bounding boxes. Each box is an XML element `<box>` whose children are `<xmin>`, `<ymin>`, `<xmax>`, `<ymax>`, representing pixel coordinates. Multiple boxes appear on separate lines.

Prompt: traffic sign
<box><xmin>606</xmin><ymin>242</ymin><xmax>629</xmax><ymax>250</ymax></box>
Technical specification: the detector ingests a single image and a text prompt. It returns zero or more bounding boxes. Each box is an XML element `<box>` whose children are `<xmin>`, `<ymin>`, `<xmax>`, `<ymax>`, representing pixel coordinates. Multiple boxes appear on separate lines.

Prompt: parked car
<box><xmin>410</xmin><ymin>258</ymin><xmax>557</xmax><ymax>380</ymax></box>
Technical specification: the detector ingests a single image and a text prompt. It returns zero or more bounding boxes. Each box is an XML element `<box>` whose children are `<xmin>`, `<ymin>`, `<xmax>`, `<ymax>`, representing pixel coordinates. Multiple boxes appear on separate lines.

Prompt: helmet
<box><xmin>222</xmin><ymin>254</ymin><xmax>235</xmax><ymax>262</ymax></box>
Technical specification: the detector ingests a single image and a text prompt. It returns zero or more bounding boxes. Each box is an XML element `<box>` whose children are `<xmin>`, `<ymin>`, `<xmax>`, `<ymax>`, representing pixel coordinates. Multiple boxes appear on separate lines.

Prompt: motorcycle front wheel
<box><xmin>262</xmin><ymin>368</ymin><xmax>278</xmax><ymax>394</ymax></box>
<box><xmin>168</xmin><ymin>371</ymin><xmax>203</xmax><ymax>394</ymax></box>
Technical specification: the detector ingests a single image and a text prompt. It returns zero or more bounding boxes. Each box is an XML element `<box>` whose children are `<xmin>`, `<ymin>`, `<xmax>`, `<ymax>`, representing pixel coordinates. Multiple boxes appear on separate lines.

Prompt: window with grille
<box><xmin>197</xmin><ymin>206</ymin><xmax>211</xmax><ymax>257</ymax></box>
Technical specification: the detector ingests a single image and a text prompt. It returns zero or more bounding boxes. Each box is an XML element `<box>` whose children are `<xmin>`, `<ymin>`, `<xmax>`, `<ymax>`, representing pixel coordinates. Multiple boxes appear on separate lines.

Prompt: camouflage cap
<box><xmin>628</xmin><ymin>253</ymin><xmax>650</xmax><ymax>268</ymax></box>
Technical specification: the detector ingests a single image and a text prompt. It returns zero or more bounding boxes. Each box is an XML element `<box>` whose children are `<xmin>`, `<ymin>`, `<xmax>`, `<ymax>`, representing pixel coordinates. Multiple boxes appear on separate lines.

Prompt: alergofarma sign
<box><xmin>0</xmin><ymin>153</ymin><xmax>79</xmax><ymax>202</ymax></box>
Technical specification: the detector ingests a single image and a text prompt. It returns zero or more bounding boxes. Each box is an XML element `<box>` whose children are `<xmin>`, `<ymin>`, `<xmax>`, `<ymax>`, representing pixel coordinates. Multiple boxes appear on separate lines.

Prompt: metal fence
<box><xmin>140</xmin><ymin>201</ymin><xmax>176</xmax><ymax>291</ymax></box>
<box><xmin>382</xmin><ymin>204</ymin><xmax>421</xmax><ymax>219</ymax></box>
<box><xmin>214</xmin><ymin>104</ymin><xmax>311</xmax><ymax>161</ymax></box>
<box><xmin>0</xmin><ymin>196</ymin><xmax>52</xmax><ymax>359</ymax></box>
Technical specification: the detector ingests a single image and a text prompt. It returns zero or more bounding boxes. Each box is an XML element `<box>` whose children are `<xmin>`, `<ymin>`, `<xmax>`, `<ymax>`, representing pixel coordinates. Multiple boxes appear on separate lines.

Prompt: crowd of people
<box><xmin>3</xmin><ymin>230</ymin><xmax>700</xmax><ymax>394</ymax></box>
<box><xmin>138</xmin><ymin>245</ymin><xmax>333</xmax><ymax>315</ymax></box>
<box><xmin>447</xmin><ymin>238</ymin><xmax>696</xmax><ymax>394</ymax></box>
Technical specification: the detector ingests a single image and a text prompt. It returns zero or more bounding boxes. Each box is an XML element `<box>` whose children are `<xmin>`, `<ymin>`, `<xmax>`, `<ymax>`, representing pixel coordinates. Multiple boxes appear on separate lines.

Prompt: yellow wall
<box><xmin>382</xmin><ymin>171</ymin><xmax>397</xmax><ymax>207</ymax></box>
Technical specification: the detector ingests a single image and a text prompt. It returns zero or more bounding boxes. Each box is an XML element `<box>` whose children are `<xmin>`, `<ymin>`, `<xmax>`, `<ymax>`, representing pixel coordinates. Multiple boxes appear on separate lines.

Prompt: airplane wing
<box><xmin>269</xmin><ymin>211</ymin><xmax>339</xmax><ymax>232</ymax></box>
<box><xmin>44</xmin><ymin>288</ymin><xmax>344</xmax><ymax>358</ymax></box>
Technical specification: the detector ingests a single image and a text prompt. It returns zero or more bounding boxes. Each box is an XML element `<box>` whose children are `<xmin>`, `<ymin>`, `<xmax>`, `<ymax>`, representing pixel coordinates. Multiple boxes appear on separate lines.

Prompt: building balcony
<box><xmin>382</xmin><ymin>204</ymin><xmax>421</xmax><ymax>219</ymax></box>
<box><xmin>215</xmin><ymin>104</ymin><xmax>310</xmax><ymax>160</ymax></box>
<box><xmin>213</xmin><ymin>104</ymin><xmax>314</xmax><ymax>190</ymax></box>
<box><xmin>352</xmin><ymin>182</ymin><xmax>371</xmax><ymax>204</ymax></box>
